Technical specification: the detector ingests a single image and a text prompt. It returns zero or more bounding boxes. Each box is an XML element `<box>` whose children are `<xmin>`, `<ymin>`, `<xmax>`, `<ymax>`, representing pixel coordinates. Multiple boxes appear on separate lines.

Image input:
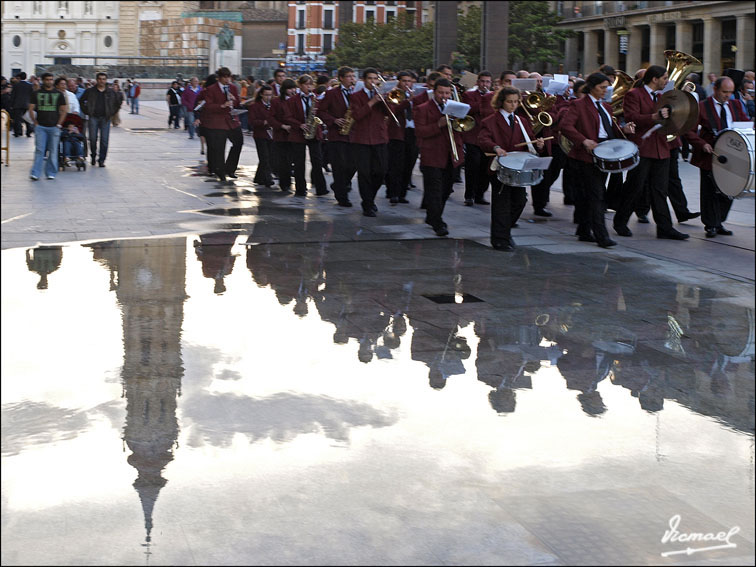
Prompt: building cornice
<box><xmin>556</xmin><ymin>1</ymin><xmax>754</xmax><ymax>26</ymax></box>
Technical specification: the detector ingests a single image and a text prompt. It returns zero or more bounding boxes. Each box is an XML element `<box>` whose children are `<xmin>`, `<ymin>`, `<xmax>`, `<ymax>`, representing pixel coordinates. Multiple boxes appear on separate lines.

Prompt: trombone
<box><xmin>375</xmin><ymin>73</ymin><xmax>401</xmax><ymax>127</ymax></box>
<box><xmin>449</xmin><ymin>82</ymin><xmax>475</xmax><ymax>132</ymax></box>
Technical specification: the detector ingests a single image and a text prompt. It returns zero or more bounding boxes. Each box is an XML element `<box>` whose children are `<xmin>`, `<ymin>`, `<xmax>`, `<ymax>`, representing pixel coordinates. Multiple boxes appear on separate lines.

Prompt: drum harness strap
<box><xmin>514</xmin><ymin>115</ymin><xmax>537</xmax><ymax>155</ymax></box>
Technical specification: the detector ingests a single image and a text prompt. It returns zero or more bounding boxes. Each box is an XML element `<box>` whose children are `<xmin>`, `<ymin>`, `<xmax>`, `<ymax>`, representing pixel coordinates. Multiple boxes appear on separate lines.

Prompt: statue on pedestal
<box><xmin>216</xmin><ymin>23</ymin><xmax>234</xmax><ymax>51</ymax></box>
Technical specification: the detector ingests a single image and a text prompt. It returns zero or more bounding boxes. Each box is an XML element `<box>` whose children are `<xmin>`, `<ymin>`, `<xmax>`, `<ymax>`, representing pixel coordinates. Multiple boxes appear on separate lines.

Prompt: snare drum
<box><xmin>712</xmin><ymin>127</ymin><xmax>755</xmax><ymax>198</ymax></box>
<box><xmin>591</xmin><ymin>139</ymin><xmax>640</xmax><ymax>173</ymax></box>
<box><xmin>496</xmin><ymin>152</ymin><xmax>544</xmax><ymax>186</ymax></box>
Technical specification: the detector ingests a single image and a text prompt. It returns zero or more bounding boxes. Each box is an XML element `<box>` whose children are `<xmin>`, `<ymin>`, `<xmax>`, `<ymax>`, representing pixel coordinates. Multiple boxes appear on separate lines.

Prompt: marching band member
<box><xmin>461</xmin><ymin>70</ymin><xmax>495</xmax><ymax>206</ymax></box>
<box><xmin>201</xmin><ymin>66</ymin><xmax>242</xmax><ymax>183</ymax></box>
<box><xmin>283</xmin><ymin>74</ymin><xmax>328</xmax><ymax>196</ymax></box>
<box><xmin>386</xmin><ymin>71</ymin><xmax>414</xmax><ymax>204</ymax></box>
<box><xmin>614</xmin><ymin>65</ymin><xmax>689</xmax><ymax>240</ymax></box>
<box><xmin>416</xmin><ymin>71</ymin><xmax>441</xmax><ymax>210</ymax></box>
<box><xmin>684</xmin><ymin>77</ymin><xmax>749</xmax><ymax>238</ymax></box>
<box><xmin>248</xmin><ymin>84</ymin><xmax>275</xmax><ymax>187</ymax></box>
<box><xmin>318</xmin><ymin>66</ymin><xmax>357</xmax><ymax>207</ymax></box>
<box><xmin>349</xmin><ymin>67</ymin><xmax>391</xmax><ymax>217</ymax></box>
<box><xmin>560</xmin><ymin>73</ymin><xmax>635</xmax><ymax>248</ymax></box>
<box><xmin>415</xmin><ymin>78</ymin><xmax>464</xmax><ymax>236</ymax></box>
<box><xmin>401</xmin><ymin>71</ymin><xmax>421</xmax><ymax>196</ymax></box>
<box><xmin>272</xmin><ymin>68</ymin><xmax>287</xmax><ymax>96</ymax></box>
<box><xmin>479</xmin><ymin>86</ymin><xmax>546</xmax><ymax>251</ymax></box>
<box><xmin>268</xmin><ymin>78</ymin><xmax>297</xmax><ymax>193</ymax></box>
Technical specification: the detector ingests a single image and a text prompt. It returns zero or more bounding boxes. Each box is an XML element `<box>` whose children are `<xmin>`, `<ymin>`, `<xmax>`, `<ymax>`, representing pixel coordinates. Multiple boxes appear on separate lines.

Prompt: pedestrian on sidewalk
<box><xmin>181</xmin><ymin>77</ymin><xmax>202</xmax><ymax>140</ymax></box>
<box><xmin>28</xmin><ymin>72</ymin><xmax>68</xmax><ymax>181</ymax></box>
<box><xmin>166</xmin><ymin>81</ymin><xmax>182</xmax><ymax>129</ymax></box>
<box><xmin>10</xmin><ymin>71</ymin><xmax>35</xmax><ymax>137</ymax></box>
<box><xmin>111</xmin><ymin>81</ymin><xmax>124</xmax><ymax>127</ymax></box>
<box><xmin>129</xmin><ymin>80</ymin><xmax>140</xmax><ymax>114</ymax></box>
<box><xmin>80</xmin><ymin>72</ymin><xmax>118</xmax><ymax>167</ymax></box>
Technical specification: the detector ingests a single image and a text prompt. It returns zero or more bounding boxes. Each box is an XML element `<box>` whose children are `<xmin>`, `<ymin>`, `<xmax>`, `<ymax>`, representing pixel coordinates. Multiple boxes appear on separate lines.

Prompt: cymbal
<box><xmin>656</xmin><ymin>90</ymin><xmax>699</xmax><ymax>136</ymax></box>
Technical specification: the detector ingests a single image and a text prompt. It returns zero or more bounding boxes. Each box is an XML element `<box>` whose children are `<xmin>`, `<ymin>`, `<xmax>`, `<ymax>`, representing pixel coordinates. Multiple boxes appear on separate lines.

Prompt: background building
<box><xmin>553</xmin><ymin>1</ymin><xmax>755</xmax><ymax>77</ymax></box>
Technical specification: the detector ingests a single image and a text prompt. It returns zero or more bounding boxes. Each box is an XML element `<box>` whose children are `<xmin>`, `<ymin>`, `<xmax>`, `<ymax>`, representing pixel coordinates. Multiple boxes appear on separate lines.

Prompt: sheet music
<box><xmin>545</xmin><ymin>81</ymin><xmax>568</xmax><ymax>95</ymax></box>
<box><xmin>523</xmin><ymin>157</ymin><xmax>552</xmax><ymax>170</ymax></box>
<box><xmin>442</xmin><ymin>100</ymin><xmax>471</xmax><ymax>119</ymax></box>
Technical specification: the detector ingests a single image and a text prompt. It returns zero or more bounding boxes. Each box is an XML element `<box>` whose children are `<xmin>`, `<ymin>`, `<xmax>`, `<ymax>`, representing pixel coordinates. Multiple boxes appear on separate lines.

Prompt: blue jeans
<box><xmin>131</xmin><ymin>97</ymin><xmax>139</xmax><ymax>114</ymax></box>
<box><xmin>63</xmin><ymin>138</ymin><xmax>83</xmax><ymax>158</ymax></box>
<box><xmin>88</xmin><ymin>116</ymin><xmax>111</xmax><ymax>164</ymax></box>
<box><xmin>30</xmin><ymin>125</ymin><xmax>61</xmax><ymax>179</ymax></box>
<box><xmin>169</xmin><ymin>105</ymin><xmax>181</xmax><ymax>128</ymax></box>
<box><xmin>184</xmin><ymin>110</ymin><xmax>195</xmax><ymax>138</ymax></box>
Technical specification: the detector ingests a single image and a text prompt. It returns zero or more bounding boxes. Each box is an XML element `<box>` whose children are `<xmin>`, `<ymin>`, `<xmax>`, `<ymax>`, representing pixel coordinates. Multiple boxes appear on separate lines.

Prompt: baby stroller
<box><xmin>59</xmin><ymin>113</ymin><xmax>87</xmax><ymax>171</ymax></box>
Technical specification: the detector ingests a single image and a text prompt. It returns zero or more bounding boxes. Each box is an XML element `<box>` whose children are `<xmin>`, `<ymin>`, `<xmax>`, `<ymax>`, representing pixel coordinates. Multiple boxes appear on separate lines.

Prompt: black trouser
<box><xmin>402</xmin><ymin>128</ymin><xmax>419</xmax><ymax>190</ymax></box>
<box><xmin>615</xmin><ymin>156</ymin><xmax>674</xmax><ymax>234</ymax></box>
<box><xmin>635</xmin><ymin>148</ymin><xmax>690</xmax><ymax>220</ymax></box>
<box><xmin>253</xmin><ymin>137</ymin><xmax>274</xmax><ymax>185</ymax></box>
<box><xmin>573</xmin><ymin>160</ymin><xmax>611</xmax><ymax>242</ymax></box>
<box><xmin>490</xmin><ymin>178</ymin><xmax>527</xmax><ymax>244</ymax></box>
<box><xmin>329</xmin><ymin>141</ymin><xmax>356</xmax><ymax>204</ymax></box>
<box><xmin>463</xmin><ymin>143</ymin><xmax>490</xmax><ymax>201</ymax></box>
<box><xmin>562</xmin><ymin>158</ymin><xmax>579</xmax><ymax>205</ymax></box>
<box><xmin>274</xmin><ymin>140</ymin><xmax>292</xmax><ymax>190</ymax></box>
<box><xmin>225</xmin><ymin>127</ymin><xmax>243</xmax><ymax>176</ymax></box>
<box><xmin>531</xmin><ymin>143</ymin><xmax>565</xmax><ymax>207</ymax></box>
<box><xmin>387</xmin><ymin>138</ymin><xmax>406</xmax><ymax>199</ymax></box>
<box><xmin>291</xmin><ymin>141</ymin><xmax>327</xmax><ymax>194</ymax></box>
<box><xmin>422</xmin><ymin>158</ymin><xmax>455</xmax><ymax>230</ymax></box>
<box><xmin>700</xmin><ymin>168</ymin><xmax>732</xmax><ymax>229</ymax></box>
<box><xmin>11</xmin><ymin>108</ymin><xmax>33</xmax><ymax>136</ymax></box>
<box><xmin>353</xmin><ymin>143</ymin><xmax>388</xmax><ymax>212</ymax></box>
<box><xmin>605</xmin><ymin>173</ymin><xmax>624</xmax><ymax>211</ymax></box>
<box><xmin>168</xmin><ymin>104</ymin><xmax>181</xmax><ymax>128</ymax></box>
<box><xmin>206</xmin><ymin>129</ymin><xmax>230</xmax><ymax>177</ymax></box>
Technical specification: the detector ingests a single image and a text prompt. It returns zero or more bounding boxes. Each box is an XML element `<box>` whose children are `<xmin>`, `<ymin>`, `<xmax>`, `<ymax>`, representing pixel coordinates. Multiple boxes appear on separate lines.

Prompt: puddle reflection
<box><xmin>2</xmin><ymin>234</ymin><xmax>754</xmax><ymax>562</ymax></box>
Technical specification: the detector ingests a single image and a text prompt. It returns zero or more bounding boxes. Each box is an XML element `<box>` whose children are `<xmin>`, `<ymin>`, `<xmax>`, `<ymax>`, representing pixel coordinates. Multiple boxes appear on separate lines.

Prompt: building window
<box><xmin>595</xmin><ymin>1</ymin><xmax>603</xmax><ymax>15</ymax></box>
<box><xmin>366</xmin><ymin>1</ymin><xmax>375</xmax><ymax>5</ymax></box>
<box><xmin>297</xmin><ymin>34</ymin><xmax>305</xmax><ymax>55</ymax></box>
<box><xmin>84</xmin><ymin>1</ymin><xmax>93</xmax><ymax>15</ymax></box>
<box><xmin>691</xmin><ymin>21</ymin><xmax>703</xmax><ymax>62</ymax></box>
<box><xmin>297</xmin><ymin>9</ymin><xmax>306</xmax><ymax>29</ymax></box>
<box><xmin>386</xmin><ymin>10</ymin><xmax>395</xmax><ymax>23</ymax></box>
<box><xmin>104</xmin><ymin>35</ymin><xmax>113</xmax><ymax>47</ymax></box>
<box><xmin>556</xmin><ymin>1</ymin><xmax>563</xmax><ymax>17</ymax></box>
<box><xmin>199</xmin><ymin>1</ymin><xmax>216</xmax><ymax>8</ymax></box>
<box><xmin>323</xmin><ymin>34</ymin><xmax>333</xmax><ymax>54</ymax></box>
<box><xmin>721</xmin><ymin>18</ymin><xmax>736</xmax><ymax>71</ymax></box>
<box><xmin>12</xmin><ymin>35</ymin><xmax>21</xmax><ymax>47</ymax></box>
<box><xmin>366</xmin><ymin>9</ymin><xmax>375</xmax><ymax>22</ymax></box>
<box><xmin>406</xmin><ymin>0</ymin><xmax>415</xmax><ymax>7</ymax></box>
<box><xmin>387</xmin><ymin>0</ymin><xmax>396</xmax><ymax>5</ymax></box>
<box><xmin>637</xmin><ymin>1</ymin><xmax>648</xmax><ymax>8</ymax></box>
<box><xmin>58</xmin><ymin>1</ymin><xmax>68</xmax><ymax>12</ymax></box>
<box><xmin>33</xmin><ymin>1</ymin><xmax>43</xmax><ymax>14</ymax></box>
<box><xmin>617</xmin><ymin>2</ymin><xmax>626</xmax><ymax>11</ymax></box>
<box><xmin>665</xmin><ymin>24</ymin><xmax>675</xmax><ymax>50</ymax></box>
<box><xmin>53</xmin><ymin>57</ymin><xmax>72</xmax><ymax>65</ymax></box>
<box><xmin>324</xmin><ymin>9</ymin><xmax>334</xmax><ymax>29</ymax></box>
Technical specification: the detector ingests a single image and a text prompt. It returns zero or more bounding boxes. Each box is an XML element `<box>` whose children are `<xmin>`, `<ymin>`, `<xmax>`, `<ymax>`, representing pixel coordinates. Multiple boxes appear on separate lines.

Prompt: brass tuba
<box><xmin>661</xmin><ymin>49</ymin><xmax>703</xmax><ymax>141</ymax></box>
<box><xmin>610</xmin><ymin>70</ymin><xmax>634</xmax><ymax>117</ymax></box>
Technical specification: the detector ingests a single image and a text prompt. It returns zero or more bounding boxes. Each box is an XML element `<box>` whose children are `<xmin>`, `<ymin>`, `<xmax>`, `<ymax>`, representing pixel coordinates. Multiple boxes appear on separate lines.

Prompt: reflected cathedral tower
<box><xmin>87</xmin><ymin>238</ymin><xmax>187</xmax><ymax>551</ymax></box>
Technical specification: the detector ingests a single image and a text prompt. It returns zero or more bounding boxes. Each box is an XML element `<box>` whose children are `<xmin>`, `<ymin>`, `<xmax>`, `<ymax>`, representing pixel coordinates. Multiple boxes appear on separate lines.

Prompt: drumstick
<box><xmin>514</xmin><ymin>136</ymin><xmax>554</xmax><ymax>147</ymax></box>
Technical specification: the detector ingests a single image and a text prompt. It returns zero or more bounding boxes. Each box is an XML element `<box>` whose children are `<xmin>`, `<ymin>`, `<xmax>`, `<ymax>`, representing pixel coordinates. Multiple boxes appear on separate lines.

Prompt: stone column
<box><xmin>626</xmin><ymin>26</ymin><xmax>641</xmax><ymax>75</ymax></box>
<box><xmin>565</xmin><ymin>35</ymin><xmax>579</xmax><ymax>75</ymax></box>
<box><xmin>433</xmin><ymin>0</ymin><xmax>457</xmax><ymax>68</ymax></box>
<box><xmin>675</xmin><ymin>20</ymin><xmax>693</xmax><ymax>55</ymax></box>
<box><xmin>735</xmin><ymin>13</ymin><xmax>754</xmax><ymax>71</ymax></box>
<box><xmin>649</xmin><ymin>23</ymin><xmax>665</xmax><ymax>66</ymax></box>
<box><xmin>583</xmin><ymin>29</ymin><xmax>599</xmax><ymax>74</ymax></box>
<box><xmin>702</xmin><ymin>17</ymin><xmax>722</xmax><ymax>75</ymax></box>
<box><xmin>480</xmin><ymin>1</ymin><xmax>508</xmax><ymax>73</ymax></box>
<box><xmin>604</xmin><ymin>28</ymin><xmax>619</xmax><ymax>69</ymax></box>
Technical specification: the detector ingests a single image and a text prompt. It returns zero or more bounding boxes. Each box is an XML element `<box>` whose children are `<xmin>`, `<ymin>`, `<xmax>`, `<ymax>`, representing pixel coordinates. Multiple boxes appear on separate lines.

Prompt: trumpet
<box><xmin>519</xmin><ymin>90</ymin><xmax>554</xmax><ymax>135</ymax></box>
<box><xmin>374</xmin><ymin>73</ymin><xmax>401</xmax><ymax>127</ymax></box>
<box><xmin>387</xmin><ymin>87</ymin><xmax>410</xmax><ymax>105</ymax></box>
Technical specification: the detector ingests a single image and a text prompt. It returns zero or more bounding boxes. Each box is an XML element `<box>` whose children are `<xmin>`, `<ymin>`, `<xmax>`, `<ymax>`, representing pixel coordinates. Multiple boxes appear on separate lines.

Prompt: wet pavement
<box><xmin>1</xmin><ymin>102</ymin><xmax>755</xmax><ymax>565</ymax></box>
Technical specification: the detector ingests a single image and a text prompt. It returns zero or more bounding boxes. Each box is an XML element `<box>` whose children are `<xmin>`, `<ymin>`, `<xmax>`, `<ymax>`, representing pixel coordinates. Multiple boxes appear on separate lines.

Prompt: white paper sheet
<box><xmin>523</xmin><ymin>157</ymin><xmax>553</xmax><ymax>170</ymax></box>
<box><xmin>512</xmin><ymin>78</ymin><xmax>537</xmax><ymax>92</ymax></box>
<box><xmin>230</xmin><ymin>108</ymin><xmax>248</xmax><ymax>116</ymax></box>
<box><xmin>732</xmin><ymin>121</ymin><xmax>755</xmax><ymax>130</ymax></box>
<box><xmin>442</xmin><ymin>100</ymin><xmax>471</xmax><ymax>119</ymax></box>
<box><xmin>555</xmin><ymin>74</ymin><xmax>570</xmax><ymax>84</ymax></box>
<box><xmin>545</xmin><ymin>81</ymin><xmax>568</xmax><ymax>95</ymax></box>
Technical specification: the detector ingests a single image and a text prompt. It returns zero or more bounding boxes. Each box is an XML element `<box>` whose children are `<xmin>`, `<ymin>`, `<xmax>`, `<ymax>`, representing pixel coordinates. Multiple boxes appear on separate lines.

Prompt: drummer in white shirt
<box><xmin>559</xmin><ymin>72</ymin><xmax>635</xmax><ymax>248</ymax></box>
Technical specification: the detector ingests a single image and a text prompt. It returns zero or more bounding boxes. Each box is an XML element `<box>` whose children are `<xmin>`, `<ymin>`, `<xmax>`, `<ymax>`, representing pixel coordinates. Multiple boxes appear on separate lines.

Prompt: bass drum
<box><xmin>713</xmin><ymin>128</ymin><xmax>755</xmax><ymax>198</ymax></box>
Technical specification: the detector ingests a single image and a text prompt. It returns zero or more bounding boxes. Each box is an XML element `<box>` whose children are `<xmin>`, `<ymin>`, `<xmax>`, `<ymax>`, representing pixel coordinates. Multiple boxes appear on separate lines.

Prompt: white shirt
<box><xmin>588</xmin><ymin>94</ymin><xmax>610</xmax><ymax>139</ymax></box>
<box><xmin>644</xmin><ymin>84</ymin><xmax>658</xmax><ymax>102</ymax></box>
<box><xmin>499</xmin><ymin>109</ymin><xmax>516</xmax><ymax>124</ymax></box>
<box><xmin>64</xmin><ymin>89</ymin><xmax>80</xmax><ymax>115</ymax></box>
<box><xmin>714</xmin><ymin>99</ymin><xmax>733</xmax><ymax>129</ymax></box>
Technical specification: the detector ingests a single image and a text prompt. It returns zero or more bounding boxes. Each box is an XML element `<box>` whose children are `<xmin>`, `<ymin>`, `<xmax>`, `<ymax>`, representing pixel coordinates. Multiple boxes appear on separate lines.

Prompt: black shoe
<box><xmin>280</xmin><ymin>187</ymin><xmax>292</xmax><ymax>193</ymax></box>
<box><xmin>678</xmin><ymin>211</ymin><xmax>701</xmax><ymax>222</ymax></box>
<box><xmin>227</xmin><ymin>173</ymin><xmax>238</xmax><ymax>179</ymax></box>
<box><xmin>294</xmin><ymin>191</ymin><xmax>307</xmax><ymax>197</ymax></box>
<box><xmin>657</xmin><ymin>229</ymin><xmax>689</xmax><ymax>240</ymax></box>
<box><xmin>716</xmin><ymin>226</ymin><xmax>733</xmax><ymax>236</ymax></box>
<box><xmin>705</xmin><ymin>228</ymin><xmax>717</xmax><ymax>238</ymax></box>
<box><xmin>597</xmin><ymin>239</ymin><xmax>617</xmax><ymax>248</ymax></box>
<box><xmin>371</xmin><ymin>204</ymin><xmax>378</xmax><ymax>212</ymax></box>
<box><xmin>316</xmin><ymin>190</ymin><xmax>329</xmax><ymax>196</ymax></box>
<box><xmin>533</xmin><ymin>208</ymin><xmax>553</xmax><ymax>217</ymax></box>
<box><xmin>434</xmin><ymin>226</ymin><xmax>449</xmax><ymax>237</ymax></box>
<box><xmin>474</xmin><ymin>199</ymin><xmax>490</xmax><ymax>205</ymax></box>
<box><xmin>636</xmin><ymin>214</ymin><xmax>650</xmax><ymax>223</ymax></box>
<box><xmin>98</xmin><ymin>162</ymin><xmax>105</xmax><ymax>167</ymax></box>
<box><xmin>217</xmin><ymin>174</ymin><xmax>227</xmax><ymax>183</ymax></box>
<box><xmin>464</xmin><ymin>199</ymin><xmax>474</xmax><ymax>206</ymax></box>
<box><xmin>91</xmin><ymin>157</ymin><xmax>96</xmax><ymax>165</ymax></box>
<box><xmin>614</xmin><ymin>225</ymin><xmax>633</xmax><ymax>237</ymax></box>
<box><xmin>336</xmin><ymin>201</ymin><xmax>353</xmax><ymax>207</ymax></box>
<box><xmin>363</xmin><ymin>209</ymin><xmax>377</xmax><ymax>217</ymax></box>
<box><xmin>578</xmin><ymin>234</ymin><xmax>597</xmax><ymax>242</ymax></box>
<box><xmin>410</xmin><ymin>182</ymin><xmax>416</xmax><ymax>188</ymax></box>
<box><xmin>390</xmin><ymin>198</ymin><xmax>399</xmax><ymax>205</ymax></box>
<box><xmin>492</xmin><ymin>240</ymin><xmax>515</xmax><ymax>251</ymax></box>
<box><xmin>398</xmin><ymin>198</ymin><xmax>409</xmax><ymax>204</ymax></box>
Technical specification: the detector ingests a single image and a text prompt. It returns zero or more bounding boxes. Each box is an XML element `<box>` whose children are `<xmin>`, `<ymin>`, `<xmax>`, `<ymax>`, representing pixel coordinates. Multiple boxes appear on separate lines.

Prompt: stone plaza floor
<box><xmin>1</xmin><ymin>102</ymin><xmax>754</xmax><ymax>565</ymax></box>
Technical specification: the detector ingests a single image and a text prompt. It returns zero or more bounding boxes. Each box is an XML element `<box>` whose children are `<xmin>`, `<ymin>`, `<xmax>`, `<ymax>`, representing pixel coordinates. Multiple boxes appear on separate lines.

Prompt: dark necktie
<box><xmin>652</xmin><ymin>92</ymin><xmax>657</xmax><ymax>104</ymax></box>
<box><xmin>223</xmin><ymin>86</ymin><xmax>229</xmax><ymax>100</ymax></box>
<box><xmin>596</xmin><ymin>101</ymin><xmax>614</xmax><ymax>139</ymax></box>
<box><xmin>719</xmin><ymin>102</ymin><xmax>728</xmax><ymax>129</ymax></box>
<box><xmin>368</xmin><ymin>90</ymin><xmax>374</xmax><ymax>100</ymax></box>
<box><xmin>303</xmin><ymin>95</ymin><xmax>310</xmax><ymax>114</ymax></box>
<box><xmin>405</xmin><ymin>102</ymin><xmax>412</xmax><ymax>122</ymax></box>
<box><xmin>342</xmin><ymin>88</ymin><xmax>350</xmax><ymax>106</ymax></box>
<box><xmin>508</xmin><ymin>114</ymin><xmax>515</xmax><ymax>129</ymax></box>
